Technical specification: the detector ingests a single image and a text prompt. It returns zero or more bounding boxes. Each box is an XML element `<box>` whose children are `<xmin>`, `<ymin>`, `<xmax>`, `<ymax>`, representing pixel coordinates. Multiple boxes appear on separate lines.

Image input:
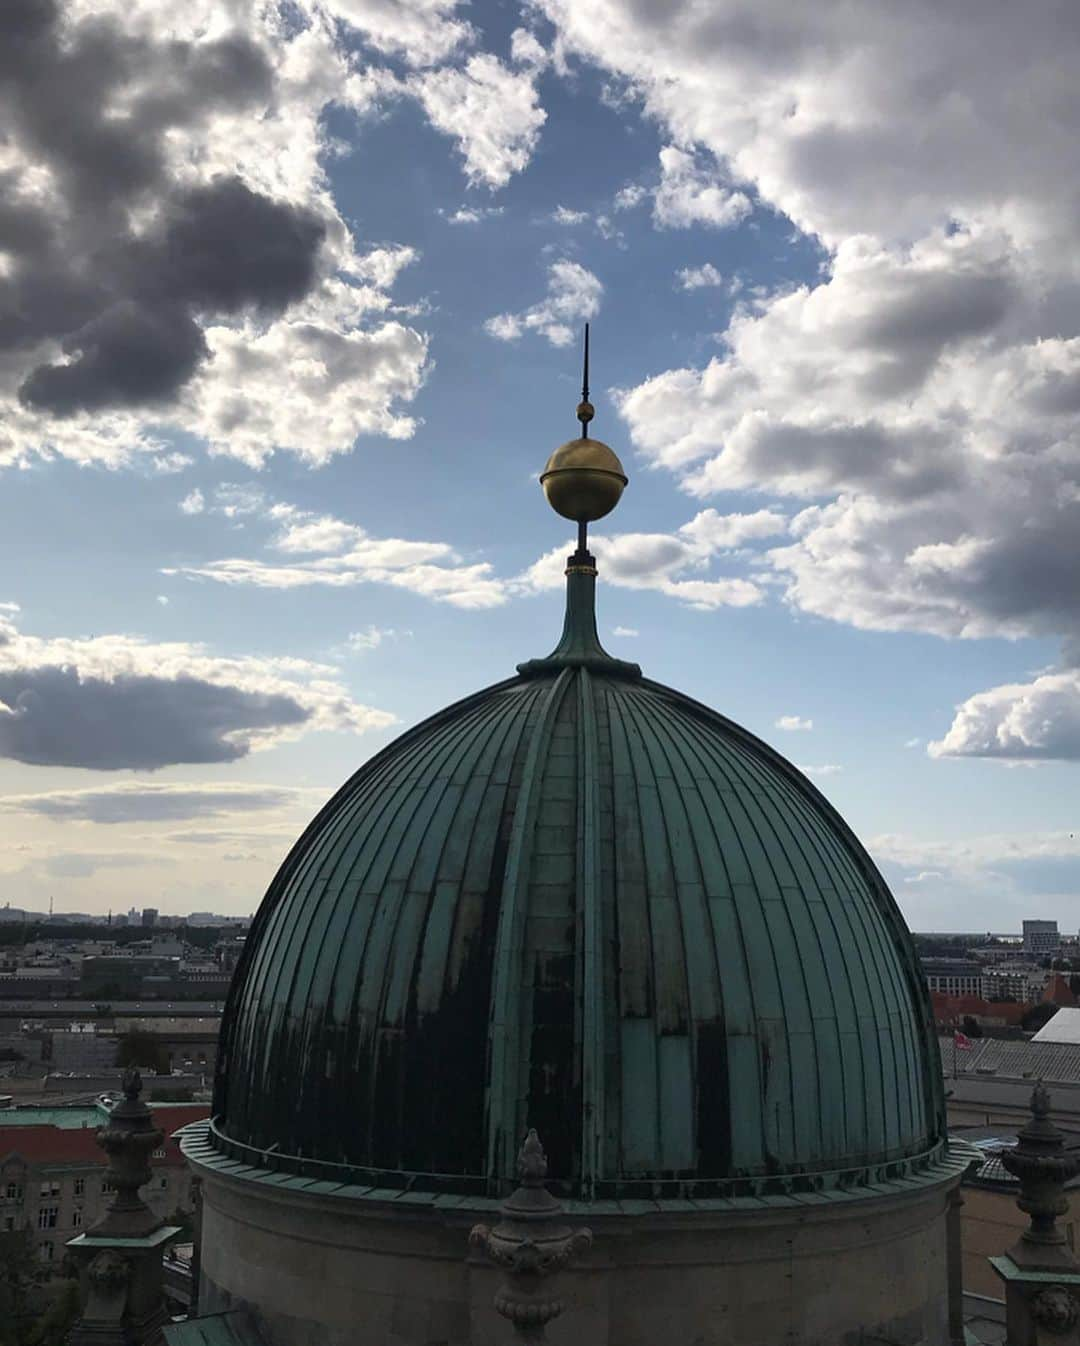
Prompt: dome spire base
<box><xmin>517</xmin><ymin>544</ymin><xmax>641</xmax><ymax>680</ymax></box>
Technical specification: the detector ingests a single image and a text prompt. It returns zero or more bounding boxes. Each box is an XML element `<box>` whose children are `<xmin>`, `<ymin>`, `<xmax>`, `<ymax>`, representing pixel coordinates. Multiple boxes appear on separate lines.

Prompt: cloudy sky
<box><xmin>2</xmin><ymin>0</ymin><xmax>1080</xmax><ymax>931</ymax></box>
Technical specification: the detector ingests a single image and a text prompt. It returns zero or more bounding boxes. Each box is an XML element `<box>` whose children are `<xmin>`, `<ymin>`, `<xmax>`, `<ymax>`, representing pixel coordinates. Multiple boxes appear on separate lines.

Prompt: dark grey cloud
<box><xmin>0</xmin><ymin>0</ymin><xmax>327</xmax><ymax>414</ymax></box>
<box><xmin>0</xmin><ymin>667</ymin><xmax>309</xmax><ymax>769</ymax></box>
<box><xmin>3</xmin><ymin>784</ymin><xmax>302</xmax><ymax>824</ymax></box>
<box><xmin>19</xmin><ymin>302</ymin><xmax>208</xmax><ymax>414</ymax></box>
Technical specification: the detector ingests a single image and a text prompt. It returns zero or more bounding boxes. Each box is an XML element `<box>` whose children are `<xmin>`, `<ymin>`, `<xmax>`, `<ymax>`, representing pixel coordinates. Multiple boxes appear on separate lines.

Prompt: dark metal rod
<box><xmin>582</xmin><ymin>323</ymin><xmax>590</xmax><ymax>403</ymax></box>
<box><xmin>578</xmin><ymin>519</ymin><xmax>588</xmax><ymax>554</ymax></box>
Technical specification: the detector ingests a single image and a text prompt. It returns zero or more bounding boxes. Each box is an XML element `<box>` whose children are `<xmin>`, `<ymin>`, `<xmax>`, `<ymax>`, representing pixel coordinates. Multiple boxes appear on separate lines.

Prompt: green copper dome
<box><xmin>212</xmin><ymin>552</ymin><xmax>945</xmax><ymax>1200</ymax></box>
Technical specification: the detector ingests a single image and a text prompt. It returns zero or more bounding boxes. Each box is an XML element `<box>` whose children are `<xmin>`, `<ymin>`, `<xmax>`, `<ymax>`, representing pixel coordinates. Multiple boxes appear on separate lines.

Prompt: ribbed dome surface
<box><xmin>214</xmin><ymin>566</ymin><xmax>944</xmax><ymax>1199</ymax></box>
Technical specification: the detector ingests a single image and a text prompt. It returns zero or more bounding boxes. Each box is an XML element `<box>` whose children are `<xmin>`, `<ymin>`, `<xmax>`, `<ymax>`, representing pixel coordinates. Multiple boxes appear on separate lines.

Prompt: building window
<box><xmin>37</xmin><ymin>1207</ymin><xmax>57</xmax><ymax>1230</ymax></box>
<box><xmin>73</xmin><ymin>1178</ymin><xmax>85</xmax><ymax>1197</ymax></box>
<box><xmin>39</xmin><ymin>1181</ymin><xmax>60</xmax><ymax>1199</ymax></box>
<box><xmin>39</xmin><ymin>1242</ymin><xmax>53</xmax><ymax>1262</ymax></box>
<box><xmin>152</xmin><ymin>1148</ymin><xmax>166</xmax><ymax>1159</ymax></box>
<box><xmin>5</xmin><ymin>1182</ymin><xmax>22</xmax><ymax>1200</ymax></box>
<box><xmin>72</xmin><ymin>1209</ymin><xmax>82</xmax><ymax>1229</ymax></box>
<box><xmin>102</xmin><ymin>1180</ymin><xmax>116</xmax><ymax>1195</ymax></box>
<box><xmin>159</xmin><ymin>1177</ymin><xmax>168</xmax><ymax>1190</ymax></box>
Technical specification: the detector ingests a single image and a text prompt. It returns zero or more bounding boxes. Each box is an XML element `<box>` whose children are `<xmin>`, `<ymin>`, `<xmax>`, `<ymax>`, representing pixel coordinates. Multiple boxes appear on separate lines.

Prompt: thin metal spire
<box><xmin>576</xmin><ymin>324</ymin><xmax>593</xmax><ymax>555</ymax></box>
<box><xmin>577</xmin><ymin>323</ymin><xmax>593</xmax><ymax>441</ymax></box>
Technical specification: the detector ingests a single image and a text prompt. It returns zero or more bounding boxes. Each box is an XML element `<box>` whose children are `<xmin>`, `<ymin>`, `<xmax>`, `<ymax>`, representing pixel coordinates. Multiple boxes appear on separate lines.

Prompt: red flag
<box><xmin>954</xmin><ymin>1031</ymin><xmax>974</xmax><ymax>1050</ymax></box>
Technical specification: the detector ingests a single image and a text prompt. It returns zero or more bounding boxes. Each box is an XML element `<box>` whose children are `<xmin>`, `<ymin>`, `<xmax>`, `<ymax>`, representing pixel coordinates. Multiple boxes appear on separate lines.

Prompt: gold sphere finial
<box><xmin>540</xmin><ymin>324</ymin><xmax>628</xmax><ymax>524</ymax></box>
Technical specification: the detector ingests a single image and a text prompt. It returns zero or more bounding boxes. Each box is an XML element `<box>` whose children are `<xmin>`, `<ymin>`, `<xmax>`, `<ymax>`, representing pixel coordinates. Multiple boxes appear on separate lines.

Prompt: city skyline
<box><xmin>3</xmin><ymin>2</ymin><xmax>1080</xmax><ymax>930</ymax></box>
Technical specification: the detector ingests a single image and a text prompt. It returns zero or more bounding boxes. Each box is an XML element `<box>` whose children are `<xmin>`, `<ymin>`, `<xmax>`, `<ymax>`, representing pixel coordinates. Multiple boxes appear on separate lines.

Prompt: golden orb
<box><xmin>540</xmin><ymin>436</ymin><xmax>628</xmax><ymax>522</ymax></box>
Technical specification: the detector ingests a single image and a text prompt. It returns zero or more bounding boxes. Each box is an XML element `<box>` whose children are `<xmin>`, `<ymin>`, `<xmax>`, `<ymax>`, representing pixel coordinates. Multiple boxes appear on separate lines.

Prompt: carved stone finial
<box><xmin>1000</xmin><ymin>1082</ymin><xmax>1080</xmax><ymax>1252</ymax></box>
<box><xmin>88</xmin><ymin>1070</ymin><xmax>166</xmax><ymax>1239</ymax></box>
<box><xmin>518</xmin><ymin>1129</ymin><xmax>548</xmax><ymax>1187</ymax></box>
<box><xmin>470</xmin><ymin>1130</ymin><xmax>592</xmax><ymax>1343</ymax></box>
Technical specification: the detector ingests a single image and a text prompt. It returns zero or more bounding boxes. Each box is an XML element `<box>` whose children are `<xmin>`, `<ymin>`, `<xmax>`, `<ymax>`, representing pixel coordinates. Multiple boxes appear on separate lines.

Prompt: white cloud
<box><xmin>168</xmin><ymin>500</ymin><xmax>508</xmax><ymax>610</ymax></box>
<box><xmin>872</xmin><ymin>829</ymin><xmax>1080</xmax><ymax>871</ymax></box>
<box><xmin>485</xmin><ymin>260</ymin><xmax>602</xmax><ymax>347</ymax></box>
<box><xmin>442</xmin><ymin>204</ymin><xmax>504</xmax><ymax>224</ymax></box>
<box><xmin>179</xmin><ymin>489</ymin><xmax>205</xmax><ymax>515</ymax></box>
<box><xmin>346</xmin><ymin>625</ymin><xmax>399</xmax><ymax>651</ymax></box>
<box><xmin>653</xmin><ymin>146</ymin><xmax>752</xmax><ymax>230</ymax></box>
<box><xmin>904</xmin><ymin>737</ymin><xmax>922</xmax><ymax>749</ymax></box>
<box><xmin>797</xmin><ymin>763</ymin><xmax>842</xmax><ymax>778</ymax></box>
<box><xmin>929</xmin><ymin>671</ymin><xmax>1080</xmax><ymax>762</ymax></box>
<box><xmin>323</xmin><ymin>0</ymin><xmax>473</xmax><ymax>68</ymax></box>
<box><xmin>174</xmin><ymin>494</ymin><xmax>780</xmax><ymax>616</ymax></box>
<box><xmin>551</xmin><ymin>206</ymin><xmax>589</xmax><ymax>225</ymax></box>
<box><xmin>775</xmin><ymin>715</ymin><xmax>812</xmax><ymax>731</ymax></box>
<box><xmin>537</xmin><ymin>0</ymin><xmax>1080</xmax><ymax>742</ymax></box>
<box><xmin>0</xmin><ymin>608</ymin><xmax>395</xmax><ymax>770</ymax></box>
<box><xmin>614</xmin><ymin>183</ymin><xmax>648</xmax><ymax>211</ymax></box>
<box><xmin>510</xmin><ymin>27</ymin><xmax>549</xmax><ymax>69</ymax></box>
<box><xmin>520</xmin><ymin>508</ymin><xmax>786</xmax><ymax>609</ymax></box>
<box><xmin>181</xmin><ymin>316</ymin><xmax>427</xmax><ymax>467</ymax></box>
<box><xmin>677</xmin><ymin>263</ymin><xmax>724</xmax><ymax>290</ymax></box>
<box><xmin>352</xmin><ymin>245</ymin><xmax>418</xmax><ymax>289</ymax></box>
<box><xmin>409</xmin><ymin>54</ymin><xmax>546</xmax><ymax>189</ymax></box>
<box><xmin>612</xmin><ymin>625</ymin><xmax>639</xmax><ymax>637</ymax></box>
<box><xmin>156</xmin><ymin>595</ymin><xmax>170</xmax><ymax>606</ymax></box>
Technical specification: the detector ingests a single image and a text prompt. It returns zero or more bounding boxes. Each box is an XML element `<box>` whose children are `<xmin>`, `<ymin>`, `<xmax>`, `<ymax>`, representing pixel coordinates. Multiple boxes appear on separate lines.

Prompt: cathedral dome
<box><xmin>212</xmin><ymin>557</ymin><xmax>944</xmax><ymax>1201</ymax></box>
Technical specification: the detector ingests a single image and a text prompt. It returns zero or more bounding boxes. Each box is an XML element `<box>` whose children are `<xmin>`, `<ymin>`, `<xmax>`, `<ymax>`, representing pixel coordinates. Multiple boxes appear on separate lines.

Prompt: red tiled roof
<box><xmin>1043</xmin><ymin>975</ymin><xmax>1078</xmax><ymax>1007</ymax></box>
<box><xmin>930</xmin><ymin>992</ymin><xmax>1026</xmax><ymax>1025</ymax></box>
<box><xmin>0</xmin><ymin>1105</ymin><xmax>208</xmax><ymax>1168</ymax></box>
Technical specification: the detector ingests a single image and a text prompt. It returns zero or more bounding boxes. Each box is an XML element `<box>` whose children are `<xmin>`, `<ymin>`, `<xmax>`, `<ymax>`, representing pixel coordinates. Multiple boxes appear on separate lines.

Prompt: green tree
<box><xmin>25</xmin><ymin>1281</ymin><xmax>79</xmax><ymax>1346</ymax></box>
<box><xmin>0</xmin><ymin>1229</ymin><xmax>48</xmax><ymax>1346</ymax></box>
<box><xmin>1022</xmin><ymin>1002</ymin><xmax>1059</xmax><ymax>1033</ymax></box>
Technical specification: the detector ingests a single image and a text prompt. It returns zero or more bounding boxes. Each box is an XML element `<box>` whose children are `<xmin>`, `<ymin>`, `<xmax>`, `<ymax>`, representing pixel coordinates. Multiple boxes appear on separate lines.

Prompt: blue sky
<box><xmin>2</xmin><ymin>0</ymin><xmax>1080</xmax><ymax>930</ymax></box>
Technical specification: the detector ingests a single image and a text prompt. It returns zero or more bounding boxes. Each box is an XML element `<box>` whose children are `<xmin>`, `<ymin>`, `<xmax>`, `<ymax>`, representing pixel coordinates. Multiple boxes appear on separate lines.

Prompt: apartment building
<box><xmin>921</xmin><ymin>957</ymin><xmax>982</xmax><ymax>996</ymax></box>
<box><xmin>0</xmin><ymin>1101</ymin><xmax>208</xmax><ymax>1267</ymax></box>
<box><xmin>979</xmin><ymin>964</ymin><xmax>1046</xmax><ymax>1003</ymax></box>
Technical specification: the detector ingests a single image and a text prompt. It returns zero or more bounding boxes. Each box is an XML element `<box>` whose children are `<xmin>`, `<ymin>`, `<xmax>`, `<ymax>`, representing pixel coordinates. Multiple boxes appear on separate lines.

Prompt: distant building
<box><xmin>1022</xmin><ymin>918</ymin><xmax>1059</xmax><ymax>956</ymax></box>
<box><xmin>141</xmin><ymin>908</ymin><xmax>159</xmax><ymax>929</ymax></box>
<box><xmin>79</xmin><ymin>955</ymin><xmax>180</xmax><ymax>998</ymax></box>
<box><xmin>922</xmin><ymin>957</ymin><xmax>981</xmax><ymax>996</ymax></box>
<box><xmin>979</xmin><ymin>964</ymin><xmax>1045</xmax><ymax>1003</ymax></box>
<box><xmin>0</xmin><ymin>1100</ymin><xmax>206</xmax><ymax>1266</ymax></box>
<box><xmin>930</xmin><ymin>992</ymin><xmax>1026</xmax><ymax>1029</ymax></box>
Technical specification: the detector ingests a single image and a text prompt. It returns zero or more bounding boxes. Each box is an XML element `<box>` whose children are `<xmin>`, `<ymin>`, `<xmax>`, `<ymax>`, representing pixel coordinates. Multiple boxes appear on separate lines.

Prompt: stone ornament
<box><xmin>87</xmin><ymin>1250</ymin><xmax>132</xmax><ymax>1292</ymax></box>
<box><xmin>470</xmin><ymin>1130</ymin><xmax>593</xmax><ymax>1343</ymax></box>
<box><xmin>1000</xmin><ymin>1083</ymin><xmax>1080</xmax><ymax>1249</ymax></box>
<box><xmin>91</xmin><ymin>1066</ymin><xmax>166</xmax><ymax>1239</ymax></box>
<box><xmin>1031</xmin><ymin>1286</ymin><xmax>1080</xmax><ymax>1335</ymax></box>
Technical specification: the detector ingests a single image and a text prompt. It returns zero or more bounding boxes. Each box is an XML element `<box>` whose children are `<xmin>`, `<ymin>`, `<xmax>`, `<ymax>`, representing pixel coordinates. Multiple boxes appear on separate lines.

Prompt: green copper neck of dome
<box><xmin>517</xmin><ymin>548</ymin><xmax>641</xmax><ymax>680</ymax></box>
